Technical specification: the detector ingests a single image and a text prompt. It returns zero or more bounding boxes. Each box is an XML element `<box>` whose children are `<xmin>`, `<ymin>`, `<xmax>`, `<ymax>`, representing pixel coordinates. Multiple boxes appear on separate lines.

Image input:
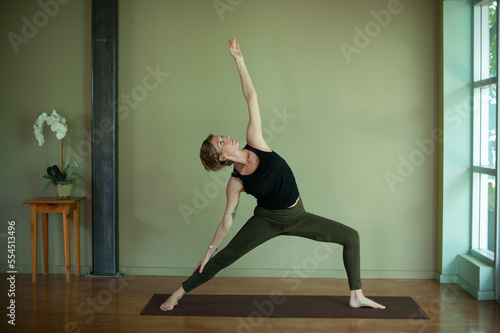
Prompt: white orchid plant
<box><xmin>34</xmin><ymin>109</ymin><xmax>67</xmax><ymax>145</ymax></box>
<box><xmin>33</xmin><ymin>109</ymin><xmax>82</xmax><ymax>190</ymax></box>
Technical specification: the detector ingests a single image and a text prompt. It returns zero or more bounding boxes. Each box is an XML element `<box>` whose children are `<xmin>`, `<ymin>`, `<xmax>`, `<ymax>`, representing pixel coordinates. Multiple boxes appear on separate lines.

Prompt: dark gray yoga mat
<box><xmin>141</xmin><ymin>294</ymin><xmax>430</xmax><ymax>319</ymax></box>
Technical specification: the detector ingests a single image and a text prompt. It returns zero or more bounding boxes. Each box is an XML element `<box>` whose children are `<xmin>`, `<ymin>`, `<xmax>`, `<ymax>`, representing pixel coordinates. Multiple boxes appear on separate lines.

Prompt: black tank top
<box><xmin>231</xmin><ymin>144</ymin><xmax>300</xmax><ymax>209</ymax></box>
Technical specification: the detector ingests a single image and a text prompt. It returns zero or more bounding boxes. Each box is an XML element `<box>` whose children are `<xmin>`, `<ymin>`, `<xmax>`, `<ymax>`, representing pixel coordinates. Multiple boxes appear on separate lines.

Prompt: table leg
<box><xmin>42</xmin><ymin>213</ymin><xmax>49</xmax><ymax>276</ymax></box>
<box><xmin>30</xmin><ymin>205</ymin><xmax>38</xmax><ymax>283</ymax></box>
<box><xmin>73</xmin><ymin>205</ymin><xmax>80</xmax><ymax>277</ymax></box>
<box><xmin>62</xmin><ymin>204</ymin><xmax>71</xmax><ymax>283</ymax></box>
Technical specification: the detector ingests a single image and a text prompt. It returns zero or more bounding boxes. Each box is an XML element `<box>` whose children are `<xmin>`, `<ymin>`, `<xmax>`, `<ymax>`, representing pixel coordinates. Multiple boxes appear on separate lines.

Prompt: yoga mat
<box><xmin>141</xmin><ymin>294</ymin><xmax>430</xmax><ymax>319</ymax></box>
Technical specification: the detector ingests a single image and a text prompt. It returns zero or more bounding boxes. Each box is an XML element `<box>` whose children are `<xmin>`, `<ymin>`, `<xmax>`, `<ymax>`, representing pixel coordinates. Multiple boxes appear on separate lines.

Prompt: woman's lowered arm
<box><xmin>195</xmin><ymin>177</ymin><xmax>243</xmax><ymax>273</ymax></box>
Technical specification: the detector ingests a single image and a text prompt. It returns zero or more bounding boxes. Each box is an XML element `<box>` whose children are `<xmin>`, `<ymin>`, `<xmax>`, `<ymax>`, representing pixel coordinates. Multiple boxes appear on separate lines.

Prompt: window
<box><xmin>472</xmin><ymin>0</ymin><xmax>497</xmax><ymax>261</ymax></box>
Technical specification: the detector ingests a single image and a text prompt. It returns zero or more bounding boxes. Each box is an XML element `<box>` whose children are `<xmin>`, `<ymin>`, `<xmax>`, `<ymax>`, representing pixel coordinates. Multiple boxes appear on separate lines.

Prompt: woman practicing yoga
<box><xmin>160</xmin><ymin>38</ymin><xmax>385</xmax><ymax>311</ymax></box>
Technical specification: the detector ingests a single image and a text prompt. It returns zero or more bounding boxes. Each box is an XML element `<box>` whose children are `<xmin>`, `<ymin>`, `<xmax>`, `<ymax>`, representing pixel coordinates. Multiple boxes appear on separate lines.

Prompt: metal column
<box><xmin>88</xmin><ymin>0</ymin><xmax>121</xmax><ymax>278</ymax></box>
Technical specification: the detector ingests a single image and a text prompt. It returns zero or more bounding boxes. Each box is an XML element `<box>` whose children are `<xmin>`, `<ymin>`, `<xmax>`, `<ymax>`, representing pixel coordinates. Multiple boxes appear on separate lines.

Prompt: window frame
<box><xmin>471</xmin><ymin>0</ymin><xmax>497</xmax><ymax>264</ymax></box>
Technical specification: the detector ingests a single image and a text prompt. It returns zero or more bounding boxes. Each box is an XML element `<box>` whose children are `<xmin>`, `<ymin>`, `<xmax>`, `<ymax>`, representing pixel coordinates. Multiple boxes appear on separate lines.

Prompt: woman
<box><xmin>160</xmin><ymin>38</ymin><xmax>385</xmax><ymax>311</ymax></box>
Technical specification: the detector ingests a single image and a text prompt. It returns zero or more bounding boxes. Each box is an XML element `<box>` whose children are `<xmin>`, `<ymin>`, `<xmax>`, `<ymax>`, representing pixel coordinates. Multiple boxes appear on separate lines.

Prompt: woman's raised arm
<box><xmin>229</xmin><ymin>38</ymin><xmax>270</xmax><ymax>151</ymax></box>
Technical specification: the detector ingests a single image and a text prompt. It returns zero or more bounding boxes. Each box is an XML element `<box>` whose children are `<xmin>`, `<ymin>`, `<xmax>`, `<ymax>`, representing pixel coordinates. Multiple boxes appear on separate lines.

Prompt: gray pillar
<box><xmin>89</xmin><ymin>0</ymin><xmax>121</xmax><ymax>277</ymax></box>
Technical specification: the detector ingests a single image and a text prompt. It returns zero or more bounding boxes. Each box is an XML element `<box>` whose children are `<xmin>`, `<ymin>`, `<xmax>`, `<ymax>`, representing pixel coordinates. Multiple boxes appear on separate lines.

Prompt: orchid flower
<box><xmin>33</xmin><ymin>109</ymin><xmax>68</xmax><ymax>146</ymax></box>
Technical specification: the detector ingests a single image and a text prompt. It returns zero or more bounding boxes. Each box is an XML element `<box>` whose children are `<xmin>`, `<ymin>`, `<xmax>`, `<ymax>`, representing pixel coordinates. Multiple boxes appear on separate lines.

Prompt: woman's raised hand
<box><xmin>229</xmin><ymin>37</ymin><xmax>243</xmax><ymax>60</ymax></box>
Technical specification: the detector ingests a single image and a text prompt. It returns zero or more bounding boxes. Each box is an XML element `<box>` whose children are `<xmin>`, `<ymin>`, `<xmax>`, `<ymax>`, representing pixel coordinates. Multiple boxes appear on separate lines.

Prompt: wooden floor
<box><xmin>1</xmin><ymin>274</ymin><xmax>499</xmax><ymax>333</ymax></box>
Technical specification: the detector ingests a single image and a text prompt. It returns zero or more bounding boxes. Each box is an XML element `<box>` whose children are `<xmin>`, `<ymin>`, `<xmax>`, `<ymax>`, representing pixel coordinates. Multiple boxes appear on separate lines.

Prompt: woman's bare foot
<box><xmin>160</xmin><ymin>286</ymin><xmax>185</xmax><ymax>311</ymax></box>
<box><xmin>349</xmin><ymin>289</ymin><xmax>386</xmax><ymax>309</ymax></box>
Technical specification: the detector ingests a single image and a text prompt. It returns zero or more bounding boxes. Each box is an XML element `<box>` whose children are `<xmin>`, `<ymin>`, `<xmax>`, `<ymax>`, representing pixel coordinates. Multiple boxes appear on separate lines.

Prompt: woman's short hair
<box><xmin>200</xmin><ymin>133</ymin><xmax>234</xmax><ymax>171</ymax></box>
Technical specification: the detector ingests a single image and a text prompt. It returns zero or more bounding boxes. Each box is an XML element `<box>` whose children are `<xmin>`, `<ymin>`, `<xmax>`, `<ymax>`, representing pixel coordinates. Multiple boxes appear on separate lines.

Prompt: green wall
<box><xmin>0</xmin><ymin>0</ymin><xmax>438</xmax><ymax>281</ymax></box>
<box><xmin>0</xmin><ymin>0</ymin><xmax>92</xmax><ymax>275</ymax></box>
<box><xmin>438</xmin><ymin>0</ymin><xmax>472</xmax><ymax>283</ymax></box>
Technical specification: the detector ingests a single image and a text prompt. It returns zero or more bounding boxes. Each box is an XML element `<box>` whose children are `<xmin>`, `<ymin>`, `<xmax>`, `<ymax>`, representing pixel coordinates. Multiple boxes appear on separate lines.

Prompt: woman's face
<box><xmin>211</xmin><ymin>135</ymin><xmax>239</xmax><ymax>161</ymax></box>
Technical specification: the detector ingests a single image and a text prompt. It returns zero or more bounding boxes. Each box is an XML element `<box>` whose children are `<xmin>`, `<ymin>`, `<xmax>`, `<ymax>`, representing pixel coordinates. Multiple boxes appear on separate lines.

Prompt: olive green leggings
<box><xmin>182</xmin><ymin>198</ymin><xmax>362</xmax><ymax>292</ymax></box>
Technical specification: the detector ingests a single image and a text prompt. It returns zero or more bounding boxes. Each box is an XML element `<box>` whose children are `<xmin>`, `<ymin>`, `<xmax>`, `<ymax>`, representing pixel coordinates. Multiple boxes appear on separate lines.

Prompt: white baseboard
<box><xmin>0</xmin><ymin>265</ymin><xmax>92</xmax><ymax>275</ymax></box>
<box><xmin>435</xmin><ymin>272</ymin><xmax>458</xmax><ymax>284</ymax></box>
<box><xmin>1</xmin><ymin>265</ymin><xmax>435</xmax><ymax>280</ymax></box>
<box><xmin>456</xmin><ymin>275</ymin><xmax>494</xmax><ymax>300</ymax></box>
<box><xmin>435</xmin><ymin>255</ymin><xmax>495</xmax><ymax>301</ymax></box>
<box><xmin>118</xmin><ymin>266</ymin><xmax>435</xmax><ymax>279</ymax></box>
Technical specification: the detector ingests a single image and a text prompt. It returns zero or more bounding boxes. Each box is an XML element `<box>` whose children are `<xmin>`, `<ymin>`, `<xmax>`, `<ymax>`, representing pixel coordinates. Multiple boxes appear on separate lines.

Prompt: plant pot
<box><xmin>53</xmin><ymin>179</ymin><xmax>75</xmax><ymax>200</ymax></box>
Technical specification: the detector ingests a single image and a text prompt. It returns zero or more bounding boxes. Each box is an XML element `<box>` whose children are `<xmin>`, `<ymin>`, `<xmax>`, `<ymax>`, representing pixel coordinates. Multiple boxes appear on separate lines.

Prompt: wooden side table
<box><xmin>23</xmin><ymin>197</ymin><xmax>86</xmax><ymax>283</ymax></box>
